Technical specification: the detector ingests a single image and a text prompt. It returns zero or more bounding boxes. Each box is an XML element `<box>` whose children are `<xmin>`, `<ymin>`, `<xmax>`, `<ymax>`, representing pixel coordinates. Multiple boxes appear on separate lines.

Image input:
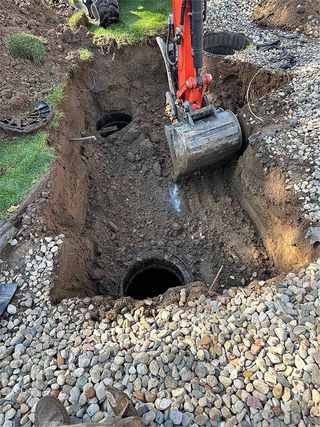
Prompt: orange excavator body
<box><xmin>172</xmin><ymin>0</ymin><xmax>212</xmax><ymax>110</ymax></box>
<box><xmin>156</xmin><ymin>0</ymin><xmax>243</xmax><ymax>178</ymax></box>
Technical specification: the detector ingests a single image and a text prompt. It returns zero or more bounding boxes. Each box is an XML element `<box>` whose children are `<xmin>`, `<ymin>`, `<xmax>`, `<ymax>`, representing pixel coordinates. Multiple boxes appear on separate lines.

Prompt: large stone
<box><xmin>87</xmin><ymin>403</ymin><xmax>99</xmax><ymax>417</ymax></box>
<box><xmin>253</xmin><ymin>379</ymin><xmax>269</xmax><ymax>395</ymax></box>
<box><xmin>169</xmin><ymin>409</ymin><xmax>183</xmax><ymax>425</ymax></box>
<box><xmin>158</xmin><ymin>398</ymin><xmax>172</xmax><ymax>410</ymax></box>
<box><xmin>246</xmin><ymin>395</ymin><xmax>263</xmax><ymax>409</ymax></box>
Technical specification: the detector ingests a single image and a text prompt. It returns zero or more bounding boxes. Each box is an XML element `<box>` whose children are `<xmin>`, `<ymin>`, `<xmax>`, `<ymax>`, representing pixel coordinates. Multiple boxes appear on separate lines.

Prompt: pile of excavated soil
<box><xmin>0</xmin><ymin>0</ymin><xmax>82</xmax><ymax>124</ymax></box>
<box><xmin>253</xmin><ymin>0</ymin><xmax>320</xmax><ymax>30</ymax></box>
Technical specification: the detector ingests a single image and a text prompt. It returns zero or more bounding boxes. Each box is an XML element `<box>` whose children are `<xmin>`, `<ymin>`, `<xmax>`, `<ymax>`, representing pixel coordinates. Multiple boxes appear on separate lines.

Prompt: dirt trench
<box><xmin>42</xmin><ymin>43</ymin><xmax>317</xmax><ymax>303</ymax></box>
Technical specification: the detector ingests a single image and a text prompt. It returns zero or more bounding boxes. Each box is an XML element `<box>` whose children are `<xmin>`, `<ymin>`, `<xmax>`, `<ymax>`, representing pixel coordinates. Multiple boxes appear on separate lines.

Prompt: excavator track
<box><xmin>93</xmin><ymin>0</ymin><xmax>119</xmax><ymax>28</ymax></box>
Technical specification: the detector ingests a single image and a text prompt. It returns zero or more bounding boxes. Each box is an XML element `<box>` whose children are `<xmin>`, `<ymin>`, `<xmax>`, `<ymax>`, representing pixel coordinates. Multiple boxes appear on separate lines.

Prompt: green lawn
<box><xmin>6</xmin><ymin>33</ymin><xmax>46</xmax><ymax>65</ymax></box>
<box><xmin>92</xmin><ymin>0</ymin><xmax>171</xmax><ymax>44</ymax></box>
<box><xmin>0</xmin><ymin>132</ymin><xmax>54</xmax><ymax>219</ymax></box>
<box><xmin>46</xmin><ymin>83</ymin><xmax>65</xmax><ymax>128</ymax></box>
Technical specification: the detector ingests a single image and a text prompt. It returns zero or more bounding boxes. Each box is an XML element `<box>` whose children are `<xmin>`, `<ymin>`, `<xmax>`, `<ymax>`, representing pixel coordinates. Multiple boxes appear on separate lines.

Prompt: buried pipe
<box><xmin>69</xmin><ymin>136</ymin><xmax>97</xmax><ymax>142</ymax></box>
<box><xmin>96</xmin><ymin>112</ymin><xmax>132</xmax><ymax>138</ymax></box>
<box><xmin>123</xmin><ymin>257</ymin><xmax>187</xmax><ymax>300</ymax></box>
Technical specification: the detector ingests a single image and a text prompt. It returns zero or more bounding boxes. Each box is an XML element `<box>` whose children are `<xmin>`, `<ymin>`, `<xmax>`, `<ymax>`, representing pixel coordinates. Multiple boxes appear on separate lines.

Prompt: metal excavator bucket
<box><xmin>165</xmin><ymin>107</ymin><xmax>242</xmax><ymax>178</ymax></box>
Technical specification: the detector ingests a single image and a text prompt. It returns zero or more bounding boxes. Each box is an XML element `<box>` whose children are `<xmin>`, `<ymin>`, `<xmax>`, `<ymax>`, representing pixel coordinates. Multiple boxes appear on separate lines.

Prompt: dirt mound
<box><xmin>0</xmin><ymin>0</ymin><xmax>80</xmax><ymax>121</ymax></box>
<box><xmin>253</xmin><ymin>0</ymin><xmax>319</xmax><ymax>30</ymax></box>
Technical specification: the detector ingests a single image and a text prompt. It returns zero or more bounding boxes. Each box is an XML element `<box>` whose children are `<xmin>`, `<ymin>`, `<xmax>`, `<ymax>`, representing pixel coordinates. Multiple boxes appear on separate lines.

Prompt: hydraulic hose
<box><xmin>180</xmin><ymin>0</ymin><xmax>187</xmax><ymax>25</ymax></box>
<box><xmin>191</xmin><ymin>0</ymin><xmax>204</xmax><ymax>71</ymax></box>
<box><xmin>203</xmin><ymin>0</ymin><xmax>207</xmax><ymax>21</ymax></box>
<box><xmin>166</xmin><ymin>16</ymin><xmax>177</xmax><ymax>67</ymax></box>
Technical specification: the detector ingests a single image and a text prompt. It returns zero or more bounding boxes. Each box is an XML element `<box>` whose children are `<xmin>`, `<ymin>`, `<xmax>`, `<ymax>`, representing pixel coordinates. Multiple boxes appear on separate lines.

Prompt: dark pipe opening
<box><xmin>123</xmin><ymin>258</ymin><xmax>185</xmax><ymax>300</ymax></box>
<box><xmin>96</xmin><ymin>112</ymin><xmax>132</xmax><ymax>137</ymax></box>
<box><xmin>204</xmin><ymin>31</ymin><xmax>251</xmax><ymax>56</ymax></box>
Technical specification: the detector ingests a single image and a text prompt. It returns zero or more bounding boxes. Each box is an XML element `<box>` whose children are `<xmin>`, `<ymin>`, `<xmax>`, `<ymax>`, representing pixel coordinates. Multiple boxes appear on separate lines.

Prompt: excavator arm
<box><xmin>172</xmin><ymin>0</ymin><xmax>211</xmax><ymax>110</ymax></box>
<box><xmin>157</xmin><ymin>0</ymin><xmax>243</xmax><ymax>178</ymax></box>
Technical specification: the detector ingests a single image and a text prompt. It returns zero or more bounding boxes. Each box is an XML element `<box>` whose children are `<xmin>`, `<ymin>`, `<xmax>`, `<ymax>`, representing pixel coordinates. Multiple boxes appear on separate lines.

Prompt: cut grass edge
<box><xmin>68</xmin><ymin>10</ymin><xmax>87</xmax><ymax>29</ymax></box>
<box><xmin>0</xmin><ymin>132</ymin><xmax>55</xmax><ymax>220</ymax></box>
<box><xmin>46</xmin><ymin>83</ymin><xmax>66</xmax><ymax>129</ymax></box>
<box><xmin>91</xmin><ymin>0</ymin><xmax>171</xmax><ymax>45</ymax></box>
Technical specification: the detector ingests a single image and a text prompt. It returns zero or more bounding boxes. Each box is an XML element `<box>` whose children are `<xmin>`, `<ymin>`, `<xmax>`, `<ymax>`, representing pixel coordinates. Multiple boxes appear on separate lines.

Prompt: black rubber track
<box><xmin>203</xmin><ymin>31</ymin><xmax>251</xmax><ymax>55</ymax></box>
<box><xmin>95</xmin><ymin>0</ymin><xmax>119</xmax><ymax>28</ymax></box>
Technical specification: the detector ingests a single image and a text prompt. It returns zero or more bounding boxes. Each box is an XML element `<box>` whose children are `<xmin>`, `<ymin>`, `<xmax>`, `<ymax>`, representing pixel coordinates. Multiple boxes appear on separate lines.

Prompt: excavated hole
<box><xmin>204</xmin><ymin>31</ymin><xmax>251</xmax><ymax>55</ymax></box>
<box><xmin>96</xmin><ymin>112</ymin><xmax>132</xmax><ymax>137</ymax></box>
<box><xmin>123</xmin><ymin>258</ymin><xmax>185</xmax><ymax>300</ymax></box>
<box><xmin>48</xmin><ymin>44</ymin><xmax>312</xmax><ymax>305</ymax></box>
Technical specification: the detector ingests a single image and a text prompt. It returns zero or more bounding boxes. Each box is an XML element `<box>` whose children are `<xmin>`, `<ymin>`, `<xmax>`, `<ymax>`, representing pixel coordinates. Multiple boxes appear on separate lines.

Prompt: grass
<box><xmin>6</xmin><ymin>33</ymin><xmax>46</xmax><ymax>65</ymax></box>
<box><xmin>46</xmin><ymin>83</ymin><xmax>65</xmax><ymax>128</ymax></box>
<box><xmin>68</xmin><ymin>10</ymin><xmax>86</xmax><ymax>28</ymax></box>
<box><xmin>92</xmin><ymin>0</ymin><xmax>171</xmax><ymax>44</ymax></box>
<box><xmin>0</xmin><ymin>132</ymin><xmax>54</xmax><ymax>219</ymax></box>
<box><xmin>78</xmin><ymin>47</ymin><xmax>93</xmax><ymax>61</ymax></box>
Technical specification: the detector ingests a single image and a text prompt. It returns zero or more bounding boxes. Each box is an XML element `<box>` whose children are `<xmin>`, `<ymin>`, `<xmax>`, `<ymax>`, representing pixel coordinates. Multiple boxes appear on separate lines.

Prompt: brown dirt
<box><xmin>4</xmin><ymin>31</ymin><xmax>317</xmax><ymax>305</ymax></box>
<box><xmin>234</xmin><ymin>146</ymin><xmax>319</xmax><ymax>271</ymax></box>
<box><xmin>0</xmin><ymin>0</ymin><xmax>86</xmax><ymax>128</ymax></box>
<box><xmin>253</xmin><ymin>0</ymin><xmax>320</xmax><ymax>30</ymax></box>
<box><xmin>203</xmin><ymin>54</ymin><xmax>288</xmax><ymax>112</ymax></box>
<box><xmin>43</xmin><ymin>44</ymin><xmax>281</xmax><ymax>303</ymax></box>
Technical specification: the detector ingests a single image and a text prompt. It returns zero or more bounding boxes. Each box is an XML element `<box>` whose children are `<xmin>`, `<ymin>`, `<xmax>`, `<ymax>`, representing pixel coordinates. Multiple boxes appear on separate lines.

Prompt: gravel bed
<box><xmin>1</xmin><ymin>1</ymin><xmax>320</xmax><ymax>426</ymax></box>
<box><xmin>205</xmin><ymin>0</ymin><xmax>320</xmax><ymax>229</ymax></box>
<box><xmin>1</xmin><ymin>236</ymin><xmax>320</xmax><ymax>426</ymax></box>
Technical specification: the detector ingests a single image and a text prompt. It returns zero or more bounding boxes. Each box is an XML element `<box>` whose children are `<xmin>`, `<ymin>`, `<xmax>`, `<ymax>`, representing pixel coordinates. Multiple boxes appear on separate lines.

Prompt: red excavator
<box><xmin>157</xmin><ymin>0</ymin><xmax>242</xmax><ymax>178</ymax></box>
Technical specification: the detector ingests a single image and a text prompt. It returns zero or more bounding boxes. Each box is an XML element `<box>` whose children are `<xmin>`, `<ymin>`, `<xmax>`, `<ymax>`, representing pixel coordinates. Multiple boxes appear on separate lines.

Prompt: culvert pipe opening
<box><xmin>204</xmin><ymin>32</ymin><xmax>251</xmax><ymax>55</ymax></box>
<box><xmin>96</xmin><ymin>112</ymin><xmax>132</xmax><ymax>137</ymax></box>
<box><xmin>123</xmin><ymin>258</ymin><xmax>185</xmax><ymax>300</ymax></box>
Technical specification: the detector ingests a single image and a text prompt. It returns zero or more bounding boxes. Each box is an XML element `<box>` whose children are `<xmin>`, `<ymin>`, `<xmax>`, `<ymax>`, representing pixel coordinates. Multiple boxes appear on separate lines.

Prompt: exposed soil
<box><xmin>253</xmin><ymin>0</ymin><xmax>320</xmax><ymax>30</ymax></box>
<box><xmin>0</xmin><ymin>0</ymin><xmax>86</xmax><ymax>130</ymax></box>
<box><xmin>1</xmin><ymin>15</ymin><xmax>317</xmax><ymax>305</ymax></box>
<box><xmin>42</xmin><ymin>43</ymin><xmax>295</xmax><ymax>303</ymax></box>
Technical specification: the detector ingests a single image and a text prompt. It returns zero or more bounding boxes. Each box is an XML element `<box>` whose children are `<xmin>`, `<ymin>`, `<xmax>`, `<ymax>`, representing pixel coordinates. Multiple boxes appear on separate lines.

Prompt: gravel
<box><xmin>205</xmin><ymin>0</ymin><xmax>320</xmax><ymax>232</ymax></box>
<box><xmin>0</xmin><ymin>232</ymin><xmax>320</xmax><ymax>426</ymax></box>
<box><xmin>0</xmin><ymin>1</ymin><xmax>320</xmax><ymax>427</ymax></box>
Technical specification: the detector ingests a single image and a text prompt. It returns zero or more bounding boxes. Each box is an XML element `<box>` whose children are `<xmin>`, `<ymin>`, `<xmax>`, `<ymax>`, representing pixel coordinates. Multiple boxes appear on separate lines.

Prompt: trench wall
<box><xmin>46</xmin><ymin>46</ymin><xmax>319</xmax><ymax>302</ymax></box>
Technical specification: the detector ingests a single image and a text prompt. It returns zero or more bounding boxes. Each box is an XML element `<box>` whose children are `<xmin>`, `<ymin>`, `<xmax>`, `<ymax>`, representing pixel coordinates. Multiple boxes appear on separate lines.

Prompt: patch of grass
<box><xmin>68</xmin><ymin>10</ymin><xmax>86</xmax><ymax>28</ymax></box>
<box><xmin>0</xmin><ymin>132</ymin><xmax>54</xmax><ymax>219</ymax></box>
<box><xmin>46</xmin><ymin>83</ymin><xmax>65</xmax><ymax>128</ymax></box>
<box><xmin>78</xmin><ymin>47</ymin><xmax>93</xmax><ymax>61</ymax></box>
<box><xmin>92</xmin><ymin>0</ymin><xmax>171</xmax><ymax>44</ymax></box>
<box><xmin>6</xmin><ymin>33</ymin><xmax>46</xmax><ymax>65</ymax></box>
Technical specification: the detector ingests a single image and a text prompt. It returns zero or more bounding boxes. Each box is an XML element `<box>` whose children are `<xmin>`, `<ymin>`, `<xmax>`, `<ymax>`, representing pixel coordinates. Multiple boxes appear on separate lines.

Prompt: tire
<box><xmin>94</xmin><ymin>0</ymin><xmax>119</xmax><ymax>27</ymax></box>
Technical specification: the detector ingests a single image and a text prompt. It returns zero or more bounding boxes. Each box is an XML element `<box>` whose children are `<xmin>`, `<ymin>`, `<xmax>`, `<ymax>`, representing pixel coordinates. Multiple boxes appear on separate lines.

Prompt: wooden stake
<box><xmin>209</xmin><ymin>265</ymin><xmax>223</xmax><ymax>293</ymax></box>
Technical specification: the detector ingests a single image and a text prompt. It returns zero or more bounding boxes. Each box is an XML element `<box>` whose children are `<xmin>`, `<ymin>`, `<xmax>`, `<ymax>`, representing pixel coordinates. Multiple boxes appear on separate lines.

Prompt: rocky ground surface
<box><xmin>206</xmin><ymin>0</ymin><xmax>320</xmax><ymax>229</ymax></box>
<box><xmin>1</xmin><ymin>236</ymin><xmax>320</xmax><ymax>427</ymax></box>
<box><xmin>1</xmin><ymin>0</ymin><xmax>320</xmax><ymax>426</ymax></box>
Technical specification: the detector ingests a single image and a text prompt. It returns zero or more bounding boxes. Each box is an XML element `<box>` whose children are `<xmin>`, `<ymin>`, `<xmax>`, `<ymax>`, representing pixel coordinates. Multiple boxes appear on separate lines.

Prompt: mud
<box><xmin>31</xmin><ymin>43</ymin><xmax>316</xmax><ymax>303</ymax></box>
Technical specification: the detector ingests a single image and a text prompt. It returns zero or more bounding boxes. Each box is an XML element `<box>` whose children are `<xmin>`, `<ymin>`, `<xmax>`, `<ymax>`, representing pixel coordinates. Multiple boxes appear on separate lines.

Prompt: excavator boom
<box><xmin>157</xmin><ymin>0</ymin><xmax>242</xmax><ymax>178</ymax></box>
